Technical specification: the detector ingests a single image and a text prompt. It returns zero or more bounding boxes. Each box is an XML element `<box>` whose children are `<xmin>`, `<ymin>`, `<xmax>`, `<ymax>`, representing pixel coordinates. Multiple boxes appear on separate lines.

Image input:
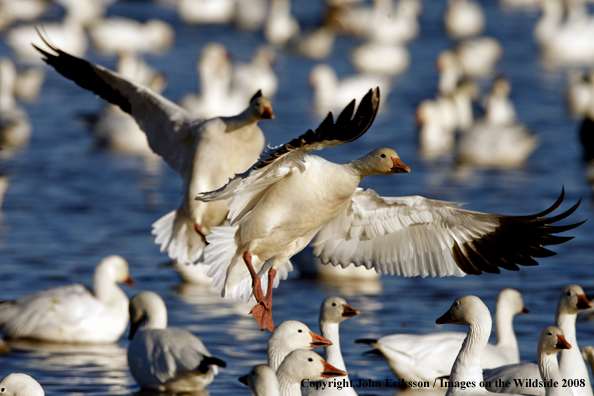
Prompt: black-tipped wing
<box><xmin>34</xmin><ymin>36</ymin><xmax>199</xmax><ymax>176</ymax></box>
<box><xmin>197</xmin><ymin>88</ymin><xmax>380</xmax><ymax>224</ymax></box>
<box><xmin>313</xmin><ymin>188</ymin><xmax>584</xmax><ymax>277</ymax></box>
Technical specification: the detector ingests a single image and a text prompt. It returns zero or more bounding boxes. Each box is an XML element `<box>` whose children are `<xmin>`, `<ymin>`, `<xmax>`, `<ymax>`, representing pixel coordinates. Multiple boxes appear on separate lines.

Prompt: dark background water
<box><xmin>1</xmin><ymin>0</ymin><xmax>593</xmax><ymax>395</ymax></box>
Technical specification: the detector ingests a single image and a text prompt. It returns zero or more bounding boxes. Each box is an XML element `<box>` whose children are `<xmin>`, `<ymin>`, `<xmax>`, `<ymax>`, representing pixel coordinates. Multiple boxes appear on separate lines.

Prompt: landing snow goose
<box><xmin>0</xmin><ymin>57</ymin><xmax>32</xmax><ymax>158</ymax></box>
<box><xmin>0</xmin><ymin>255</ymin><xmax>134</xmax><ymax>343</ymax></box>
<box><xmin>537</xmin><ymin>326</ymin><xmax>573</xmax><ymax>396</ymax></box>
<box><xmin>304</xmin><ymin>296</ymin><xmax>360</xmax><ymax>396</ymax></box>
<box><xmin>127</xmin><ymin>291</ymin><xmax>226</xmax><ymax>392</ymax></box>
<box><xmin>356</xmin><ymin>288</ymin><xmax>528</xmax><ymax>383</ymax></box>
<box><xmin>88</xmin><ymin>17</ymin><xmax>175</xmax><ymax>54</ymax></box>
<box><xmin>196</xmin><ymin>87</ymin><xmax>582</xmax><ymax>332</ymax></box>
<box><xmin>483</xmin><ymin>285</ymin><xmax>593</xmax><ymax>396</ymax></box>
<box><xmin>268</xmin><ymin>320</ymin><xmax>332</xmax><ymax>371</ymax></box>
<box><xmin>240</xmin><ymin>364</ymin><xmax>280</xmax><ymax>396</ymax></box>
<box><xmin>278</xmin><ymin>350</ymin><xmax>346</xmax><ymax>396</ymax></box>
<box><xmin>444</xmin><ymin>0</ymin><xmax>486</xmax><ymax>39</ymax></box>
<box><xmin>35</xmin><ymin>40</ymin><xmax>275</xmax><ymax>269</ymax></box>
<box><xmin>0</xmin><ymin>373</ymin><xmax>44</xmax><ymax>396</ymax></box>
<box><xmin>436</xmin><ymin>296</ymin><xmax>525</xmax><ymax>396</ymax></box>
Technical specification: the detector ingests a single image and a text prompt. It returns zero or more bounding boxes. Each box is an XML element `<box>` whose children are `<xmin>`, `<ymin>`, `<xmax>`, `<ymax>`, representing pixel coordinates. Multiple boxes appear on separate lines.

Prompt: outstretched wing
<box><xmin>34</xmin><ymin>34</ymin><xmax>200</xmax><ymax>177</ymax></box>
<box><xmin>313</xmin><ymin>188</ymin><xmax>583</xmax><ymax>277</ymax></box>
<box><xmin>197</xmin><ymin>87</ymin><xmax>380</xmax><ymax>224</ymax></box>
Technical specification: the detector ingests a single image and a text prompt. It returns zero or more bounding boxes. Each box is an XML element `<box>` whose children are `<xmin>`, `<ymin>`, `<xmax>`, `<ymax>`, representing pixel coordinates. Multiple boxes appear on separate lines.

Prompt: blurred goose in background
<box><xmin>444</xmin><ymin>0</ymin><xmax>486</xmax><ymax>39</ymax></box>
<box><xmin>0</xmin><ymin>373</ymin><xmax>44</xmax><ymax>396</ymax></box>
<box><xmin>265</xmin><ymin>0</ymin><xmax>300</xmax><ymax>46</ymax></box>
<box><xmin>350</xmin><ymin>42</ymin><xmax>411</xmax><ymax>76</ymax></box>
<box><xmin>88</xmin><ymin>17</ymin><xmax>175</xmax><ymax>54</ymax></box>
<box><xmin>437</xmin><ymin>50</ymin><xmax>464</xmax><ymax>95</ymax></box>
<box><xmin>176</xmin><ymin>0</ymin><xmax>235</xmax><ymax>24</ymax></box>
<box><xmin>0</xmin><ymin>58</ymin><xmax>32</xmax><ymax>158</ymax></box>
<box><xmin>292</xmin><ymin>26</ymin><xmax>337</xmax><ymax>60</ymax></box>
<box><xmin>234</xmin><ymin>0</ymin><xmax>268</xmax><ymax>30</ymax></box>
<box><xmin>582</xmin><ymin>345</ymin><xmax>594</xmax><ymax>374</ymax></box>
<box><xmin>455</xmin><ymin>37</ymin><xmax>503</xmax><ymax>78</ymax></box>
<box><xmin>35</xmin><ymin>40</ymin><xmax>275</xmax><ymax>271</ymax></box>
<box><xmin>127</xmin><ymin>291</ymin><xmax>226</xmax><ymax>391</ymax></box>
<box><xmin>484</xmin><ymin>76</ymin><xmax>517</xmax><ymax>126</ymax></box>
<box><xmin>231</xmin><ymin>45</ymin><xmax>278</xmax><ymax>99</ymax></box>
<box><xmin>416</xmin><ymin>96</ymin><xmax>459</xmax><ymax>160</ymax></box>
<box><xmin>268</xmin><ymin>320</ymin><xmax>332</xmax><ymax>371</ymax></box>
<box><xmin>0</xmin><ymin>255</ymin><xmax>134</xmax><ymax>343</ymax></box>
<box><xmin>13</xmin><ymin>66</ymin><xmax>45</xmax><ymax>103</ymax></box>
<box><xmin>357</xmin><ymin>289</ymin><xmax>528</xmax><ymax>382</ymax></box>
<box><xmin>484</xmin><ymin>285</ymin><xmax>593</xmax><ymax>396</ymax></box>
<box><xmin>239</xmin><ymin>364</ymin><xmax>280</xmax><ymax>396</ymax></box>
<box><xmin>566</xmin><ymin>69</ymin><xmax>594</xmax><ymax>117</ymax></box>
<box><xmin>0</xmin><ymin>0</ymin><xmax>49</xmax><ymax>31</ymax></box>
<box><xmin>278</xmin><ymin>350</ymin><xmax>347</xmax><ymax>396</ymax></box>
<box><xmin>536</xmin><ymin>327</ymin><xmax>573</xmax><ymax>396</ymax></box>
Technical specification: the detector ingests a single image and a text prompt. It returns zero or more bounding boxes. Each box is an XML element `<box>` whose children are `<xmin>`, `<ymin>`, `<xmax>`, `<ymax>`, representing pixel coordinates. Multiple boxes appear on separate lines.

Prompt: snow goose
<box><xmin>0</xmin><ymin>57</ymin><xmax>32</xmax><ymax>158</ymax></box>
<box><xmin>566</xmin><ymin>69</ymin><xmax>594</xmax><ymax>117</ymax></box>
<box><xmin>484</xmin><ymin>76</ymin><xmax>517</xmax><ymax>126</ymax></box>
<box><xmin>176</xmin><ymin>0</ymin><xmax>235</xmax><ymax>24</ymax></box>
<box><xmin>416</xmin><ymin>97</ymin><xmax>458</xmax><ymax>160</ymax></box>
<box><xmin>0</xmin><ymin>373</ymin><xmax>44</xmax><ymax>396</ymax></box>
<box><xmin>0</xmin><ymin>255</ymin><xmax>134</xmax><ymax>343</ymax></box>
<box><xmin>0</xmin><ymin>0</ymin><xmax>49</xmax><ymax>31</ymax></box>
<box><xmin>444</xmin><ymin>0</ymin><xmax>486</xmax><ymax>39</ymax></box>
<box><xmin>437</xmin><ymin>50</ymin><xmax>464</xmax><ymax>95</ymax></box>
<box><xmin>279</xmin><ymin>350</ymin><xmax>347</xmax><ymax>396</ymax></box>
<box><xmin>234</xmin><ymin>0</ymin><xmax>268</xmax><ymax>31</ymax></box>
<box><xmin>264</xmin><ymin>0</ymin><xmax>300</xmax><ymax>46</ymax></box>
<box><xmin>350</xmin><ymin>42</ymin><xmax>411</xmax><ymax>76</ymax></box>
<box><xmin>196</xmin><ymin>87</ymin><xmax>582</xmax><ymax>332</ymax></box>
<box><xmin>127</xmin><ymin>291</ymin><xmax>226</xmax><ymax>392</ymax></box>
<box><xmin>455</xmin><ymin>37</ymin><xmax>503</xmax><ymax>78</ymax></box>
<box><xmin>88</xmin><ymin>18</ymin><xmax>175</xmax><ymax>55</ymax></box>
<box><xmin>304</xmin><ymin>296</ymin><xmax>360</xmax><ymax>396</ymax></box>
<box><xmin>536</xmin><ymin>326</ymin><xmax>573</xmax><ymax>396</ymax></box>
<box><xmin>292</xmin><ymin>27</ymin><xmax>336</xmax><ymax>60</ymax></box>
<box><xmin>268</xmin><ymin>320</ymin><xmax>332</xmax><ymax>371</ymax></box>
<box><xmin>239</xmin><ymin>364</ymin><xmax>280</xmax><ymax>396</ymax></box>
<box><xmin>582</xmin><ymin>345</ymin><xmax>594</xmax><ymax>374</ymax></box>
<box><xmin>483</xmin><ymin>285</ymin><xmax>593</xmax><ymax>396</ymax></box>
<box><xmin>35</xmin><ymin>40</ymin><xmax>275</xmax><ymax>269</ymax></box>
<box><xmin>356</xmin><ymin>288</ymin><xmax>528</xmax><ymax>383</ymax></box>
<box><xmin>436</xmin><ymin>295</ymin><xmax>525</xmax><ymax>396</ymax></box>
<box><xmin>231</xmin><ymin>45</ymin><xmax>278</xmax><ymax>99</ymax></box>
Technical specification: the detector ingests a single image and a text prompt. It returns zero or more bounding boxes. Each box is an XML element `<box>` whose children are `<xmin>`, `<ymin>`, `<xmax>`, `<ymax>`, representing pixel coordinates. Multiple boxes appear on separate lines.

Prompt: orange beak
<box><xmin>576</xmin><ymin>294</ymin><xmax>593</xmax><ymax>310</ymax></box>
<box><xmin>321</xmin><ymin>360</ymin><xmax>347</xmax><ymax>378</ymax></box>
<box><xmin>309</xmin><ymin>331</ymin><xmax>332</xmax><ymax>348</ymax></box>
<box><xmin>391</xmin><ymin>157</ymin><xmax>411</xmax><ymax>173</ymax></box>
<box><xmin>262</xmin><ymin>106</ymin><xmax>275</xmax><ymax>119</ymax></box>
<box><xmin>556</xmin><ymin>334</ymin><xmax>572</xmax><ymax>350</ymax></box>
<box><xmin>124</xmin><ymin>276</ymin><xmax>135</xmax><ymax>287</ymax></box>
<box><xmin>342</xmin><ymin>304</ymin><xmax>360</xmax><ymax>318</ymax></box>
<box><xmin>436</xmin><ymin>310</ymin><xmax>453</xmax><ymax>325</ymax></box>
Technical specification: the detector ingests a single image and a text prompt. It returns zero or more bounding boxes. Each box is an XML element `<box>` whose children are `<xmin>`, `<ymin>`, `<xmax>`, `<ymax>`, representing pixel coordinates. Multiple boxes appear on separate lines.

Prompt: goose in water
<box><xmin>0</xmin><ymin>57</ymin><xmax>32</xmax><ymax>158</ymax></box>
<box><xmin>268</xmin><ymin>320</ymin><xmax>332</xmax><ymax>371</ymax></box>
<box><xmin>127</xmin><ymin>291</ymin><xmax>226</xmax><ymax>392</ymax></box>
<box><xmin>0</xmin><ymin>255</ymin><xmax>134</xmax><ymax>343</ymax></box>
<box><xmin>34</xmin><ymin>39</ymin><xmax>275</xmax><ymax>270</ymax></box>
<box><xmin>356</xmin><ymin>288</ymin><xmax>528</xmax><ymax>382</ymax></box>
<box><xmin>279</xmin><ymin>350</ymin><xmax>347</xmax><ymax>396</ymax></box>
<box><xmin>483</xmin><ymin>285</ymin><xmax>593</xmax><ymax>396</ymax></box>
<box><xmin>196</xmin><ymin>87</ymin><xmax>582</xmax><ymax>332</ymax></box>
<box><xmin>536</xmin><ymin>326</ymin><xmax>573</xmax><ymax>396</ymax></box>
<box><xmin>305</xmin><ymin>296</ymin><xmax>360</xmax><ymax>396</ymax></box>
<box><xmin>0</xmin><ymin>373</ymin><xmax>44</xmax><ymax>396</ymax></box>
<box><xmin>239</xmin><ymin>364</ymin><xmax>280</xmax><ymax>396</ymax></box>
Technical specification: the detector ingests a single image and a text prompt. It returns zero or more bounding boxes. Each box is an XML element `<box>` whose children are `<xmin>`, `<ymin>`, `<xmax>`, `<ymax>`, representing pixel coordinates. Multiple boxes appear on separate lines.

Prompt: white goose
<box><xmin>239</xmin><ymin>364</ymin><xmax>280</xmax><ymax>396</ymax></box>
<box><xmin>127</xmin><ymin>291</ymin><xmax>226</xmax><ymax>392</ymax></box>
<box><xmin>264</xmin><ymin>0</ymin><xmax>300</xmax><ymax>46</ymax></box>
<box><xmin>455</xmin><ymin>37</ymin><xmax>503</xmax><ymax>78</ymax></box>
<box><xmin>35</xmin><ymin>40</ymin><xmax>275</xmax><ymax>269</ymax></box>
<box><xmin>537</xmin><ymin>326</ymin><xmax>573</xmax><ymax>396</ymax></box>
<box><xmin>279</xmin><ymin>350</ymin><xmax>347</xmax><ymax>396</ymax></box>
<box><xmin>231</xmin><ymin>45</ymin><xmax>278</xmax><ymax>99</ymax></box>
<box><xmin>176</xmin><ymin>0</ymin><xmax>235</xmax><ymax>24</ymax></box>
<box><xmin>357</xmin><ymin>288</ymin><xmax>528</xmax><ymax>383</ymax></box>
<box><xmin>0</xmin><ymin>255</ymin><xmax>134</xmax><ymax>343</ymax></box>
<box><xmin>444</xmin><ymin>0</ymin><xmax>485</xmax><ymax>39</ymax></box>
<box><xmin>0</xmin><ymin>373</ymin><xmax>44</xmax><ymax>396</ymax></box>
<box><xmin>0</xmin><ymin>57</ymin><xmax>32</xmax><ymax>158</ymax></box>
<box><xmin>196</xmin><ymin>87</ymin><xmax>582</xmax><ymax>332</ymax></box>
<box><xmin>483</xmin><ymin>285</ymin><xmax>593</xmax><ymax>396</ymax></box>
<box><xmin>268</xmin><ymin>320</ymin><xmax>332</xmax><ymax>371</ymax></box>
<box><xmin>305</xmin><ymin>296</ymin><xmax>360</xmax><ymax>396</ymax></box>
<box><xmin>436</xmin><ymin>295</ymin><xmax>525</xmax><ymax>396</ymax></box>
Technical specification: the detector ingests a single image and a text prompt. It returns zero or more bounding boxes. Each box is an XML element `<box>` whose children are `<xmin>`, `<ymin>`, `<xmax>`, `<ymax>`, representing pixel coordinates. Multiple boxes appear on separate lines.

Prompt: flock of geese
<box><xmin>1</xmin><ymin>0</ymin><xmax>594</xmax><ymax>395</ymax></box>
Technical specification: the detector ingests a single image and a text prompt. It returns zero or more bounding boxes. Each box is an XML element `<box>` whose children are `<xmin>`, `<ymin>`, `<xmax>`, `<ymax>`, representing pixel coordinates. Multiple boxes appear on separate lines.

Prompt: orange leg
<box><xmin>244</xmin><ymin>252</ymin><xmax>276</xmax><ymax>332</ymax></box>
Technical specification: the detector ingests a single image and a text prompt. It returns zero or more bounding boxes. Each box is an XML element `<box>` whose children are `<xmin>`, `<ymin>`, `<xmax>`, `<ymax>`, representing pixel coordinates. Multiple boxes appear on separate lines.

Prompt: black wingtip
<box><xmin>355</xmin><ymin>338</ymin><xmax>377</xmax><ymax>345</ymax></box>
<box><xmin>197</xmin><ymin>356</ymin><xmax>227</xmax><ymax>373</ymax></box>
<box><xmin>250</xmin><ymin>89</ymin><xmax>263</xmax><ymax>103</ymax></box>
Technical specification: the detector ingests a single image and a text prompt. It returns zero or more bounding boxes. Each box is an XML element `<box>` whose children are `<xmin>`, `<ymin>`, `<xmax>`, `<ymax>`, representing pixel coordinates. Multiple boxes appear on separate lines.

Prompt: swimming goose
<box><xmin>35</xmin><ymin>40</ymin><xmax>275</xmax><ymax>268</ymax></box>
<box><xmin>196</xmin><ymin>87</ymin><xmax>582</xmax><ymax>332</ymax></box>
<box><xmin>264</xmin><ymin>0</ymin><xmax>300</xmax><ymax>46</ymax></box>
<box><xmin>268</xmin><ymin>320</ymin><xmax>332</xmax><ymax>371</ymax></box>
<box><xmin>176</xmin><ymin>0</ymin><xmax>235</xmax><ymax>24</ymax></box>
<box><xmin>0</xmin><ymin>255</ymin><xmax>134</xmax><ymax>343</ymax></box>
<box><xmin>0</xmin><ymin>57</ymin><xmax>32</xmax><ymax>158</ymax></box>
<box><xmin>88</xmin><ymin>17</ymin><xmax>175</xmax><ymax>54</ymax></box>
<box><xmin>483</xmin><ymin>285</ymin><xmax>593</xmax><ymax>396</ymax></box>
<box><xmin>231</xmin><ymin>45</ymin><xmax>278</xmax><ymax>99</ymax></box>
<box><xmin>537</xmin><ymin>326</ymin><xmax>573</xmax><ymax>396</ymax></box>
<box><xmin>239</xmin><ymin>364</ymin><xmax>280</xmax><ymax>396</ymax></box>
<box><xmin>279</xmin><ymin>350</ymin><xmax>347</xmax><ymax>396</ymax></box>
<box><xmin>356</xmin><ymin>288</ymin><xmax>528</xmax><ymax>383</ymax></box>
<box><xmin>444</xmin><ymin>0</ymin><xmax>485</xmax><ymax>39</ymax></box>
<box><xmin>127</xmin><ymin>291</ymin><xmax>226</xmax><ymax>392</ymax></box>
<box><xmin>455</xmin><ymin>37</ymin><xmax>503</xmax><ymax>78</ymax></box>
<box><xmin>436</xmin><ymin>295</ymin><xmax>525</xmax><ymax>396</ymax></box>
<box><xmin>0</xmin><ymin>373</ymin><xmax>44</xmax><ymax>396</ymax></box>
<box><xmin>305</xmin><ymin>296</ymin><xmax>360</xmax><ymax>396</ymax></box>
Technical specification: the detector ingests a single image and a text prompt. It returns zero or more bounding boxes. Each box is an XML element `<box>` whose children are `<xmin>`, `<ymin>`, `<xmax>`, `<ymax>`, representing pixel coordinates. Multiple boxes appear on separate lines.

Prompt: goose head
<box><xmin>497</xmin><ymin>288</ymin><xmax>529</xmax><ymax>316</ymax></box>
<box><xmin>128</xmin><ymin>290</ymin><xmax>168</xmax><ymax>339</ymax></box>
<box><xmin>249</xmin><ymin>90</ymin><xmax>275</xmax><ymax>120</ymax></box>
<box><xmin>320</xmin><ymin>296</ymin><xmax>360</xmax><ymax>325</ymax></box>
<box><xmin>278</xmin><ymin>349</ymin><xmax>347</xmax><ymax>381</ymax></box>
<box><xmin>556</xmin><ymin>285</ymin><xmax>592</xmax><ymax>316</ymax></box>
<box><xmin>539</xmin><ymin>326</ymin><xmax>571</xmax><ymax>356</ymax></box>
<box><xmin>268</xmin><ymin>320</ymin><xmax>332</xmax><ymax>351</ymax></box>
<box><xmin>0</xmin><ymin>373</ymin><xmax>44</xmax><ymax>396</ymax></box>
<box><xmin>353</xmin><ymin>148</ymin><xmax>410</xmax><ymax>176</ymax></box>
<box><xmin>436</xmin><ymin>295</ymin><xmax>491</xmax><ymax>325</ymax></box>
<box><xmin>239</xmin><ymin>364</ymin><xmax>280</xmax><ymax>396</ymax></box>
<box><xmin>93</xmin><ymin>255</ymin><xmax>135</xmax><ymax>288</ymax></box>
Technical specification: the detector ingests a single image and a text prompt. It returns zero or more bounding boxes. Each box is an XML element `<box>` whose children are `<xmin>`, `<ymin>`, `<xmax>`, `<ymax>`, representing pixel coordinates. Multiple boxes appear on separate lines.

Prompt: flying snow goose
<box><xmin>196</xmin><ymin>87</ymin><xmax>582</xmax><ymax>332</ymax></box>
<box><xmin>436</xmin><ymin>296</ymin><xmax>526</xmax><ymax>396</ymax></box>
<box><xmin>537</xmin><ymin>326</ymin><xmax>573</xmax><ymax>396</ymax></box>
<box><xmin>35</xmin><ymin>39</ymin><xmax>275</xmax><ymax>269</ymax></box>
<box><xmin>239</xmin><ymin>364</ymin><xmax>280</xmax><ymax>396</ymax></box>
<box><xmin>356</xmin><ymin>288</ymin><xmax>528</xmax><ymax>383</ymax></box>
<box><xmin>127</xmin><ymin>291</ymin><xmax>226</xmax><ymax>392</ymax></box>
<box><xmin>268</xmin><ymin>320</ymin><xmax>332</xmax><ymax>371</ymax></box>
<box><xmin>304</xmin><ymin>296</ymin><xmax>360</xmax><ymax>396</ymax></box>
<box><xmin>0</xmin><ymin>255</ymin><xmax>134</xmax><ymax>343</ymax></box>
<box><xmin>0</xmin><ymin>373</ymin><xmax>44</xmax><ymax>396</ymax></box>
<box><xmin>483</xmin><ymin>285</ymin><xmax>593</xmax><ymax>396</ymax></box>
<box><xmin>278</xmin><ymin>350</ymin><xmax>347</xmax><ymax>396</ymax></box>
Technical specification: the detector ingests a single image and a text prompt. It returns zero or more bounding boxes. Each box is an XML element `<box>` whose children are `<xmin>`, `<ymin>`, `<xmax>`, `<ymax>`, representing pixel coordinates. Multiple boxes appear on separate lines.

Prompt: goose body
<box><xmin>0</xmin><ymin>255</ymin><xmax>134</xmax><ymax>343</ymax></box>
<box><xmin>0</xmin><ymin>373</ymin><xmax>44</xmax><ymax>396</ymax></box>
<box><xmin>197</xmin><ymin>88</ymin><xmax>582</xmax><ymax>331</ymax></box>
<box><xmin>127</xmin><ymin>291</ymin><xmax>225</xmax><ymax>391</ymax></box>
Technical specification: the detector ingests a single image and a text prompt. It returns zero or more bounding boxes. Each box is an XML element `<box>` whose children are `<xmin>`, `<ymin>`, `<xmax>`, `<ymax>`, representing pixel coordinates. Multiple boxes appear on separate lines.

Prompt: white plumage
<box><xmin>0</xmin><ymin>373</ymin><xmax>44</xmax><ymax>396</ymax></box>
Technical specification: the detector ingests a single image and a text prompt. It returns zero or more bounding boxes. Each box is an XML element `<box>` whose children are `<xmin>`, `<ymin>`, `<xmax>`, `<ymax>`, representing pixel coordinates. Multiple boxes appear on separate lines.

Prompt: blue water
<box><xmin>1</xmin><ymin>0</ymin><xmax>593</xmax><ymax>395</ymax></box>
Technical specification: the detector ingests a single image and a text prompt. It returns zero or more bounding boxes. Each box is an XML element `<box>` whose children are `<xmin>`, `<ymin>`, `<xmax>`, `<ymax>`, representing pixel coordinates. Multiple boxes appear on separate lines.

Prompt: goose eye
<box><xmin>548</xmin><ymin>332</ymin><xmax>553</xmax><ymax>336</ymax></box>
<box><xmin>454</xmin><ymin>301</ymin><xmax>460</xmax><ymax>307</ymax></box>
<box><xmin>298</xmin><ymin>329</ymin><xmax>303</xmax><ymax>333</ymax></box>
<box><xmin>1</xmin><ymin>387</ymin><xmax>5</xmax><ymax>392</ymax></box>
<box><xmin>567</xmin><ymin>291</ymin><xmax>572</xmax><ymax>296</ymax></box>
<box><xmin>380</xmin><ymin>154</ymin><xmax>386</xmax><ymax>158</ymax></box>
<box><xmin>332</xmin><ymin>303</ymin><xmax>336</xmax><ymax>306</ymax></box>
<box><xmin>308</xmin><ymin>358</ymin><xmax>313</xmax><ymax>362</ymax></box>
